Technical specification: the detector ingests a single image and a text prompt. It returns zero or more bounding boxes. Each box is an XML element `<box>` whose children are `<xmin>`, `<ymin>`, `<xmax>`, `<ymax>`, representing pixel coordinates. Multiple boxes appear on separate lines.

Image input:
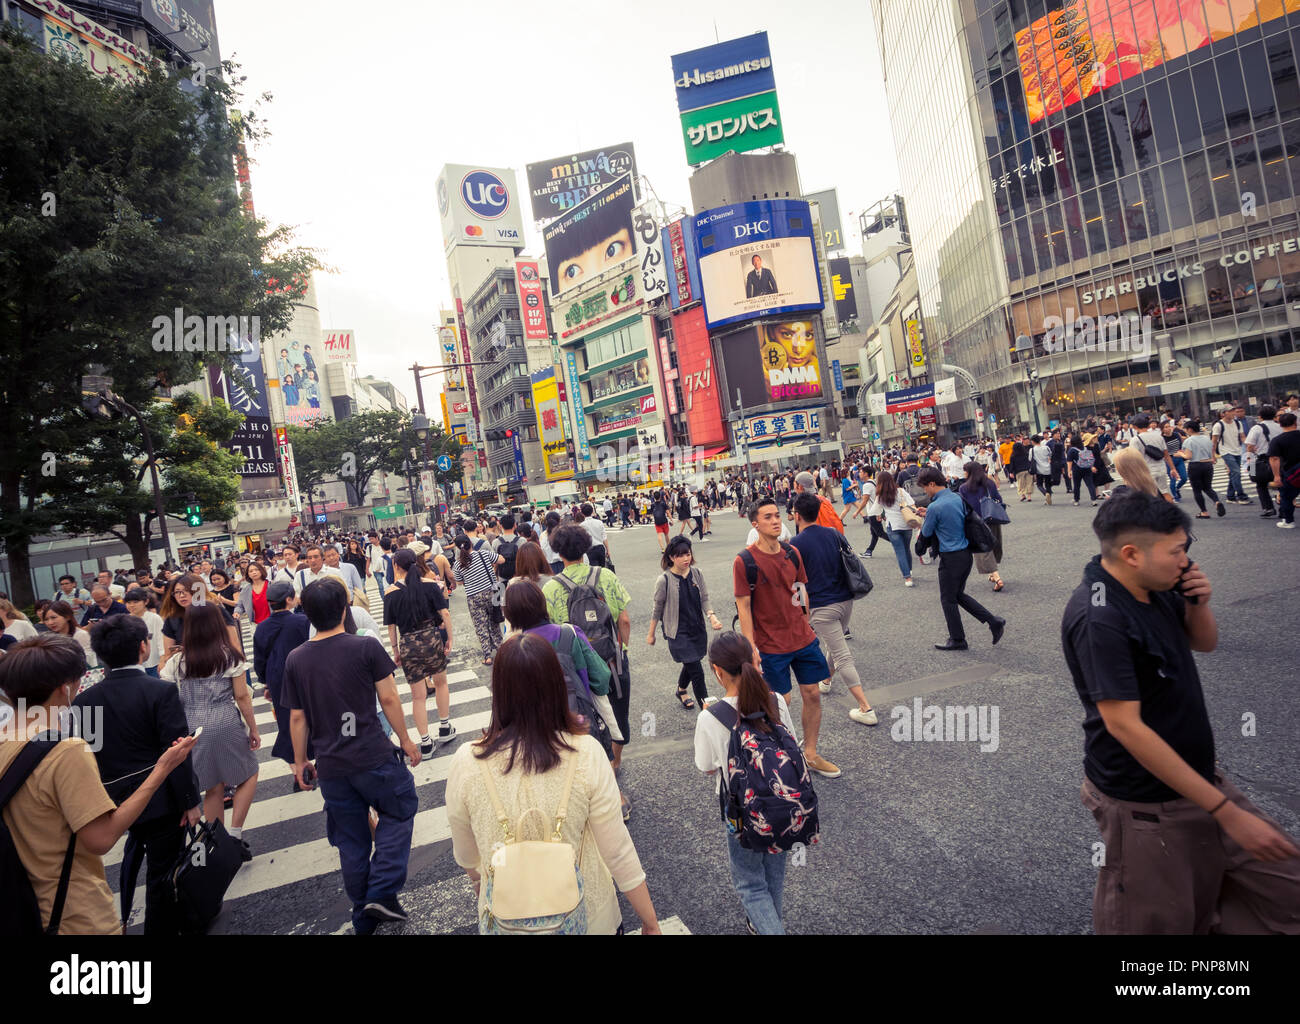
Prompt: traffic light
<box><xmin>185</xmin><ymin>503</ymin><xmax>202</xmax><ymax>527</ymax></box>
<box><xmin>505</xmin><ymin>429</ymin><xmax>513</xmax><ymax>440</ymax></box>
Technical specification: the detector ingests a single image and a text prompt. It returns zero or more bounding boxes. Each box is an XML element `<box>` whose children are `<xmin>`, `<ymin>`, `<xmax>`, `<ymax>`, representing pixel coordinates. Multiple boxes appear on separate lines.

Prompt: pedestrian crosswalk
<box><xmin>109</xmin><ymin>586</ymin><xmax>496</xmax><ymax>933</ymax></box>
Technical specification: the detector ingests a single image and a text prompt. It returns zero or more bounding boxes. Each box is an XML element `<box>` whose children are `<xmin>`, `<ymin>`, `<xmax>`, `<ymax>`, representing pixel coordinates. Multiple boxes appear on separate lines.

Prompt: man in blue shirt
<box><xmin>791</xmin><ymin>494</ymin><xmax>878</xmax><ymax>726</ymax></box>
<box><xmin>918</xmin><ymin>467</ymin><xmax>1005</xmax><ymax>651</ymax></box>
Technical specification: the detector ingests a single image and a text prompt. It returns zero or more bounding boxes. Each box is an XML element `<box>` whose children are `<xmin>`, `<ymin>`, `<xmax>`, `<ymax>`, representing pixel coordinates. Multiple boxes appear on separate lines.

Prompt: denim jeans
<box><xmin>1222</xmin><ymin>452</ymin><xmax>1245</xmax><ymax>499</ymax></box>
<box><xmin>726</xmin><ymin>831</ymin><xmax>787</xmax><ymax>934</ymax></box>
<box><xmin>887</xmin><ymin>528</ymin><xmax>913</xmax><ymax>580</ymax></box>
<box><xmin>1169</xmin><ymin>455</ymin><xmax>1188</xmax><ymax>498</ymax></box>
<box><xmin>319</xmin><ymin>749</ymin><xmax>418</xmax><ymax>932</ymax></box>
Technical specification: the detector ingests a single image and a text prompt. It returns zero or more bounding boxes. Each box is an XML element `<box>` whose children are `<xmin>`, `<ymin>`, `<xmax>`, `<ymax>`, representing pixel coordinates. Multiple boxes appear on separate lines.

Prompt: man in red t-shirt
<box><xmin>733</xmin><ymin>497</ymin><xmax>841</xmax><ymax>779</ymax></box>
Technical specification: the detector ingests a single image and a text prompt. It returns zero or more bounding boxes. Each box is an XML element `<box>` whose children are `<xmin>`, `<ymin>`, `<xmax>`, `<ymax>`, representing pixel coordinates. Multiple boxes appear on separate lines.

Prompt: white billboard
<box><xmin>436</xmin><ymin>164</ymin><xmax>526</xmax><ymax>253</ymax></box>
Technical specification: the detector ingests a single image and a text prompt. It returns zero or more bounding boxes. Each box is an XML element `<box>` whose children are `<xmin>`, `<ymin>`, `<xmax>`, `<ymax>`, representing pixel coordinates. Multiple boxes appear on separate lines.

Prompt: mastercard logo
<box><xmin>465</xmin><ymin>225</ymin><xmax>483</xmax><ymax>237</ymax></box>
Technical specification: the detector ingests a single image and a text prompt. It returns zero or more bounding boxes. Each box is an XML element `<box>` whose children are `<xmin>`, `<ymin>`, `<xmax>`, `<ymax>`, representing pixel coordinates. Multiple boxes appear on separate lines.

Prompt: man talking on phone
<box><xmin>1062</xmin><ymin>491</ymin><xmax>1300</xmax><ymax>933</ymax></box>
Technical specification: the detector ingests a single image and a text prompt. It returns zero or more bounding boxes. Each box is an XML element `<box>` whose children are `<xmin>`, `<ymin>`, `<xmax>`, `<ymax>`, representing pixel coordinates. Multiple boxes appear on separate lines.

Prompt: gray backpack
<box><xmin>554</xmin><ymin>568</ymin><xmax>620</xmax><ymax>673</ymax></box>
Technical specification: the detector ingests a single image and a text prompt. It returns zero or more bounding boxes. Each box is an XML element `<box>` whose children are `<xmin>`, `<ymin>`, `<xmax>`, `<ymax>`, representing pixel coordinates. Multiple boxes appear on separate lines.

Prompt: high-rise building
<box><xmin>874</xmin><ymin>0</ymin><xmax>1300</xmax><ymax>436</ymax></box>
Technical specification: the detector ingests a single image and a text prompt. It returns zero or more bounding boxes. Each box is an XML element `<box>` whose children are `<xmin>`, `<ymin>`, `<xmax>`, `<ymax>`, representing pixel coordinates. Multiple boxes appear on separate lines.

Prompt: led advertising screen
<box><xmin>1017</xmin><ymin>0</ymin><xmax>1294</xmax><ymax>124</ymax></box>
<box><xmin>673</xmin><ymin>306</ymin><xmax>726</xmax><ymax>446</ymax></box>
<box><xmin>718</xmin><ymin>318</ymin><xmax>825</xmax><ymax>412</ymax></box>
<box><xmin>694</xmin><ymin>199</ymin><xmax>824</xmax><ymax>330</ymax></box>
<box><xmin>542</xmin><ymin>173</ymin><xmax>637</xmax><ymax>300</ymax></box>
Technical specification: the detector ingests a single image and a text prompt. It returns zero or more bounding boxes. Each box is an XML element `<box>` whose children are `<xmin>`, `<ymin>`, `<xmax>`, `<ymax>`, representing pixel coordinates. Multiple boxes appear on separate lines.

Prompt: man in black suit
<box><xmin>74</xmin><ymin>614</ymin><xmax>200</xmax><ymax>933</ymax></box>
<box><xmin>253</xmin><ymin>581</ymin><xmax>312</xmax><ymax>776</ymax></box>
<box><xmin>745</xmin><ymin>253</ymin><xmax>778</xmax><ymax>298</ymax></box>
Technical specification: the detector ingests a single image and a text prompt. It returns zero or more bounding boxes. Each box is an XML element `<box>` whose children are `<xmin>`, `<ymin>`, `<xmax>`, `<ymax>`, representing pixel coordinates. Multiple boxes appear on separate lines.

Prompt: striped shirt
<box><xmin>453</xmin><ymin>547</ymin><xmax>499</xmax><ymax>597</ymax></box>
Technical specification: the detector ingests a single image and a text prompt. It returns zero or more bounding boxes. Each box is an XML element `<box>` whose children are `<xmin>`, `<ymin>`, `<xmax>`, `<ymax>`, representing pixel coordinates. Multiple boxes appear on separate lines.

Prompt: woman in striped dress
<box><xmin>452</xmin><ymin>534</ymin><xmax>503</xmax><ymax>665</ymax></box>
<box><xmin>160</xmin><ymin>602</ymin><xmax>260</xmax><ymax>859</ymax></box>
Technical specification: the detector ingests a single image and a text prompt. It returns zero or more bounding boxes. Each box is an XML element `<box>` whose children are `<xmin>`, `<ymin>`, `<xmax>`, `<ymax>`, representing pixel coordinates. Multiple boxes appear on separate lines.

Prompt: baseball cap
<box><xmin>267</xmin><ymin>581</ymin><xmax>295</xmax><ymax>603</ymax></box>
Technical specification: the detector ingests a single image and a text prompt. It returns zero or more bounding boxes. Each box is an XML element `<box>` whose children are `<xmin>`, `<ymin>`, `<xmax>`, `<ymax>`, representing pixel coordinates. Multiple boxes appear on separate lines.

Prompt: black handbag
<box><xmin>963</xmin><ymin>501</ymin><xmax>996</xmax><ymax>554</ymax></box>
<box><xmin>836</xmin><ymin>532</ymin><xmax>874</xmax><ymax>599</ymax></box>
<box><xmin>172</xmin><ymin>820</ymin><xmax>244</xmax><ymax>934</ymax></box>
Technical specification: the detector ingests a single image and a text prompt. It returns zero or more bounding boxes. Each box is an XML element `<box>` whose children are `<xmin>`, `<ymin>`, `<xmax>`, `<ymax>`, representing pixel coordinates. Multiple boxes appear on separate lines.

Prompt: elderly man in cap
<box><xmin>253</xmin><ymin>580</ymin><xmax>312</xmax><ymax>776</ymax></box>
<box><xmin>788</xmin><ymin>470</ymin><xmax>845</xmax><ymax>535</ymax></box>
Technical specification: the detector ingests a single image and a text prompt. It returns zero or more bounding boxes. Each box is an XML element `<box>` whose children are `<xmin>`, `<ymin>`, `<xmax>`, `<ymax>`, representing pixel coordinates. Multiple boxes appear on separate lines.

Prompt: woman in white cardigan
<box><xmin>445</xmin><ymin>632</ymin><xmax>660</xmax><ymax>934</ymax></box>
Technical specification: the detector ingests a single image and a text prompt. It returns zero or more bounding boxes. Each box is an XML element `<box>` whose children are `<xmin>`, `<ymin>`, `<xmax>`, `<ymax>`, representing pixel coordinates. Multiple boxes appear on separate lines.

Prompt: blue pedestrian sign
<box><xmin>871</xmin><ymin>431</ymin><xmax>880</xmax><ymax>441</ymax></box>
<box><xmin>436</xmin><ymin>454</ymin><xmax>453</xmax><ymax>472</ymax></box>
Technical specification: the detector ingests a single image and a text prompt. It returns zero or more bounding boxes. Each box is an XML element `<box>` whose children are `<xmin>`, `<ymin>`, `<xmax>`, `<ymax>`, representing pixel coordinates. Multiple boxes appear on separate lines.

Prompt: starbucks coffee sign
<box><xmin>1078</xmin><ymin>234</ymin><xmax>1300</xmax><ymax>304</ymax></box>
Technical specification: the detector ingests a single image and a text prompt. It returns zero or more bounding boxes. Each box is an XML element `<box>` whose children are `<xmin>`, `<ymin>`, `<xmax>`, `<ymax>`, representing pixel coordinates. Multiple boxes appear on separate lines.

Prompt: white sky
<box><xmin>217</xmin><ymin>0</ymin><xmax>899</xmax><ymax>407</ymax></box>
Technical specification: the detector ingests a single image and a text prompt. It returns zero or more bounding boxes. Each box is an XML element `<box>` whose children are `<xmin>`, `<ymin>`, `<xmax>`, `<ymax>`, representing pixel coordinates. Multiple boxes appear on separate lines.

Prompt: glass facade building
<box><xmin>874</xmin><ymin>0</ymin><xmax>1300</xmax><ymax>434</ymax></box>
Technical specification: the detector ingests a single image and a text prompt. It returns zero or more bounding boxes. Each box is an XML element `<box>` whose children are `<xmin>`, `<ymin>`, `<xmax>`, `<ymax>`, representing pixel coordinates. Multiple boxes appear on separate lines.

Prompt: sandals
<box><xmin>992</xmin><ymin>579</ymin><xmax>1005</xmax><ymax>592</ymax></box>
<box><xmin>675</xmin><ymin>688</ymin><xmax>696</xmax><ymax>710</ymax></box>
<box><xmin>1195</xmin><ymin>513</ymin><xmax>1211</xmax><ymax>519</ymax></box>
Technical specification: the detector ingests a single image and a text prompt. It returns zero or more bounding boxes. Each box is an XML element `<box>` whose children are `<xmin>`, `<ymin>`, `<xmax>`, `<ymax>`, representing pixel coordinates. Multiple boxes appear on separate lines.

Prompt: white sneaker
<box><xmin>818</xmin><ymin>680</ymin><xmax>832</xmax><ymax>694</ymax></box>
<box><xmin>904</xmin><ymin>578</ymin><xmax>915</xmax><ymax>587</ymax></box>
<box><xmin>1278</xmin><ymin>521</ymin><xmax>1296</xmax><ymax>529</ymax></box>
<box><xmin>849</xmin><ymin>707</ymin><xmax>879</xmax><ymax>726</ymax></box>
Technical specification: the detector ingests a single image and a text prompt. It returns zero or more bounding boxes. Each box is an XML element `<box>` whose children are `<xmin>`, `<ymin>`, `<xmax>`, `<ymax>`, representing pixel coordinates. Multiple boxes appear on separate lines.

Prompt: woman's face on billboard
<box><xmin>559</xmin><ymin>228</ymin><xmax>632</xmax><ymax>289</ymax></box>
<box><xmin>770</xmin><ymin>321</ymin><xmax>815</xmax><ymax>366</ymax></box>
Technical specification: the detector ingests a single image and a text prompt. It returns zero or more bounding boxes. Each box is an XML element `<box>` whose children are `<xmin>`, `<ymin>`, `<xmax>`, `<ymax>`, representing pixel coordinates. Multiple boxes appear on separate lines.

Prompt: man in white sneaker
<box><xmin>791</xmin><ymin>494</ymin><xmax>877</xmax><ymax>727</ymax></box>
<box><xmin>1211</xmin><ymin>405</ymin><xmax>1250</xmax><ymax>504</ymax></box>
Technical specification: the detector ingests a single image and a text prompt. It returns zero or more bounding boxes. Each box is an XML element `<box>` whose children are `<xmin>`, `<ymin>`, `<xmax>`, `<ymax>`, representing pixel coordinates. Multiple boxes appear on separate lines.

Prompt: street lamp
<box><xmin>411</xmin><ymin>413</ymin><xmax>440</xmax><ymax>527</ymax></box>
<box><xmin>1015</xmin><ymin>334</ymin><xmax>1043</xmax><ymax>434</ymax></box>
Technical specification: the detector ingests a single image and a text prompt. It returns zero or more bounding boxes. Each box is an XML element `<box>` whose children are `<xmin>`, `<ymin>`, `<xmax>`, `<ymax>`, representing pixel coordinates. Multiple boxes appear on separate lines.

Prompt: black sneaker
<box><xmin>419</xmin><ymin>735</ymin><xmax>434</xmax><ymax>757</ymax></box>
<box><xmin>238</xmin><ymin>839</ymin><xmax>252</xmax><ymax>863</ymax></box>
<box><xmin>436</xmin><ymin>723</ymin><xmax>458</xmax><ymax>747</ymax></box>
<box><xmin>363</xmin><ymin>897</ymin><xmax>409</xmax><ymax>922</ymax></box>
<box><xmin>1261</xmin><ymin>509</ymin><xmax>1277</xmax><ymax>518</ymax></box>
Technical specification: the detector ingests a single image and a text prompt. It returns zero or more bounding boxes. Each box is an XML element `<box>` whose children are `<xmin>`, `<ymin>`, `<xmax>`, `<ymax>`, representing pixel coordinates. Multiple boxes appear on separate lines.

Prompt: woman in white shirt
<box><xmin>873</xmin><ymin>471</ymin><xmax>919</xmax><ymax>586</ymax></box>
<box><xmin>445</xmin><ymin>632</ymin><xmax>660</xmax><ymax>934</ymax></box>
<box><xmin>693</xmin><ymin>631</ymin><xmax>799</xmax><ymax>935</ymax></box>
<box><xmin>123</xmin><ymin>588</ymin><xmax>165</xmax><ymax>676</ymax></box>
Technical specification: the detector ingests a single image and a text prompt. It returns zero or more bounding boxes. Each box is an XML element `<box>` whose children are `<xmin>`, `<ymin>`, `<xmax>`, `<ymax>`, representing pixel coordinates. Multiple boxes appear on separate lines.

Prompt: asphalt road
<box><xmin>119</xmin><ymin>487</ymin><xmax>1298</xmax><ymax>934</ymax></box>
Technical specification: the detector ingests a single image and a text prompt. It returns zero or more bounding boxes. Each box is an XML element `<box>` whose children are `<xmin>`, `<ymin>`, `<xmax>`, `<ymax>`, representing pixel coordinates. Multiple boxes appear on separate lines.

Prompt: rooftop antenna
<box><xmin>714</xmin><ymin>20</ymin><xmax>719</xmax><ymax>42</ymax></box>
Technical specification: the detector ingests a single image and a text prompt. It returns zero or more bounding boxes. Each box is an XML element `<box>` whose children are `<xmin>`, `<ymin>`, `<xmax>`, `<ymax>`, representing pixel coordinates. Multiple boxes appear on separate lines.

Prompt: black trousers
<box><xmin>1187</xmin><ymin>461</ymin><xmax>1220</xmax><ymax>513</ymax></box>
<box><xmin>865</xmin><ymin>515</ymin><xmax>889</xmax><ymax>552</ymax></box>
<box><xmin>120</xmin><ymin>814</ymin><xmax>188</xmax><ymax>934</ymax></box>
<box><xmin>1255</xmin><ymin>474</ymin><xmax>1276</xmax><ymax>512</ymax></box>
<box><xmin>676</xmin><ymin>660</ymin><xmax>707</xmax><ymax>705</ymax></box>
<box><xmin>609</xmin><ymin>652</ymin><xmax>631</xmax><ymax>748</ymax></box>
<box><xmin>936</xmin><ymin>548</ymin><xmax>995</xmax><ymax>643</ymax></box>
<box><xmin>1072</xmin><ymin>472</ymin><xmax>1098</xmax><ymax>501</ymax></box>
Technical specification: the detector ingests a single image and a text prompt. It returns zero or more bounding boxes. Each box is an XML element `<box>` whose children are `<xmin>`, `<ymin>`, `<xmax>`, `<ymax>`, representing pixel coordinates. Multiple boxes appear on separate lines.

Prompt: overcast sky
<box><xmin>217</xmin><ymin>0</ymin><xmax>899</xmax><ymax>408</ymax></box>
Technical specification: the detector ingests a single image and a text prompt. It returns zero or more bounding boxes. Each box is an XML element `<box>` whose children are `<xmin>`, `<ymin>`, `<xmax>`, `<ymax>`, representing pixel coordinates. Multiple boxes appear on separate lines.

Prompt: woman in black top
<box><xmin>343</xmin><ymin>538</ymin><xmax>369</xmax><ymax>591</ymax></box>
<box><xmin>958</xmin><ymin>461</ymin><xmax>1006</xmax><ymax>591</ymax></box>
<box><xmin>383</xmin><ymin>548</ymin><xmax>455</xmax><ymax>756</ymax></box>
<box><xmin>159</xmin><ymin>573</ymin><xmax>240</xmax><ymax>666</ymax></box>
<box><xmin>207</xmin><ymin>569</ymin><xmax>240</xmax><ymax>611</ymax></box>
<box><xmin>1009</xmin><ymin>440</ymin><xmax>1033</xmax><ymax>502</ymax></box>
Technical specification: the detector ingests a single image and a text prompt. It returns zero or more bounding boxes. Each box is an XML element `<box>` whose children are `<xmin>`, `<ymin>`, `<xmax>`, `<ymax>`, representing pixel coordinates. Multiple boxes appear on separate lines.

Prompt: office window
<box><xmin>1275</xmin><ymin>32</ymin><xmax>1300</xmax><ymax>122</ymax></box>
<box><xmin>1193</xmin><ymin>61</ymin><xmax>1227</xmax><ymax>148</ymax></box>
<box><xmin>1257</xmin><ymin>125</ymin><xmax>1290</xmax><ymax>204</ymax></box>
<box><xmin>1100</xmin><ymin>182</ymin><xmax>1128</xmax><ymax>249</ymax></box>
<box><xmin>1119</xmin><ymin>174</ymin><xmax>1147</xmax><ymax>243</ymax></box>
<box><xmin>1061</xmin><ymin>193</ymin><xmax>1087</xmax><ymax>260</ymax></box>
<box><xmin>1127</xmin><ymin>90</ymin><xmax>1158</xmax><ymax>171</ymax></box>
<box><xmin>1205</xmin><ymin>143</ymin><xmax>1238</xmax><ymax>218</ymax></box>
<box><xmin>1160</xmin><ymin>159</ymin><xmax>1192</xmax><ymax>229</ymax></box>
<box><xmin>1082</xmin><ymin>189</ymin><xmax>1107</xmax><ymax>253</ymax></box>
<box><xmin>1183</xmin><ymin>150</ymin><xmax>1216</xmax><ymax>223</ymax></box>
<box><xmin>1139</xmin><ymin>168</ymin><xmax>1168</xmax><ymax>237</ymax></box>
<box><xmin>1045</xmin><ymin>203</ymin><xmax>1070</xmax><ymax>268</ymax></box>
<box><xmin>1170</xmin><ymin>69</ymin><xmax>1202</xmax><ymax>151</ymax></box>
<box><xmin>1218</xmin><ymin>53</ymin><xmax>1251</xmax><ymax>134</ymax></box>
<box><xmin>1000</xmin><ymin>222</ymin><xmax>1020</xmax><ymax>280</ymax></box>
<box><xmin>1145</xmin><ymin>79</ymin><xmax>1180</xmax><ymax>160</ymax></box>
<box><xmin>1232</xmin><ymin>134</ymin><xmax>1265</xmax><ymax>215</ymax></box>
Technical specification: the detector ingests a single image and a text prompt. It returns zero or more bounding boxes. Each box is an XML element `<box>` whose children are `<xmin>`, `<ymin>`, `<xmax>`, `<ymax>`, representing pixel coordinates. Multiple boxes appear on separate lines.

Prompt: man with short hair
<box><xmin>95</xmin><ymin>570</ymin><xmax>126</xmax><ymax>602</ymax></box>
<box><xmin>1245</xmin><ymin>406</ymin><xmax>1284</xmax><ymax>517</ymax></box>
<box><xmin>734</xmin><ymin>497</ymin><xmax>841</xmax><ymax>778</ymax></box>
<box><xmin>75</xmin><ymin>614</ymin><xmax>201</xmax><ymax>934</ymax></box>
<box><xmin>284</xmin><ymin>578</ymin><xmax>421</xmax><ymax>934</ymax></box>
<box><xmin>1062</xmin><ymin>491</ymin><xmax>1300</xmax><ymax>932</ymax></box>
<box><xmin>790</xmin><ymin>471</ymin><xmax>845</xmax><ymax>534</ymax></box>
<box><xmin>323</xmin><ymin>546</ymin><xmax>367</xmax><ymax>605</ymax></box>
<box><xmin>292</xmin><ymin>544</ymin><xmax>344</xmax><ymax>597</ymax></box>
<box><xmin>1130</xmin><ymin>413</ymin><xmax>1175</xmax><ymax>501</ymax></box>
<box><xmin>941</xmin><ymin>444</ymin><xmax>966</xmax><ymax>486</ymax></box>
<box><xmin>254</xmin><ymin>581</ymin><xmax>312</xmax><ymax>772</ymax></box>
<box><xmin>1211</xmin><ymin>405</ymin><xmax>1250</xmax><ymax>503</ymax></box>
<box><xmin>918</xmin><ymin>467</ymin><xmax>1005</xmax><ymax>650</ymax></box>
<box><xmin>791</xmin><ymin>494</ymin><xmax>877</xmax><ymax>727</ymax></box>
<box><xmin>273</xmin><ymin>544</ymin><xmax>301</xmax><ymax>585</ymax></box>
<box><xmin>1268</xmin><ymin>411</ymin><xmax>1300</xmax><ymax>528</ymax></box>
<box><xmin>366</xmin><ymin>531</ymin><xmax>386</xmax><ymax>582</ymax></box>
<box><xmin>52</xmin><ymin>574</ymin><xmax>92</xmax><ymax>611</ymax></box>
<box><xmin>81</xmin><ymin>585</ymin><xmax>127</xmax><ymax>627</ymax></box>
<box><xmin>1030</xmin><ymin>434</ymin><xmax>1055</xmax><ymax>504</ymax></box>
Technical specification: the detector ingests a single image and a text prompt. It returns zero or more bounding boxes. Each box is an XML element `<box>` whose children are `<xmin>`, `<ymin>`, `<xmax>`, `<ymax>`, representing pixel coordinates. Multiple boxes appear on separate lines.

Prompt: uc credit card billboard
<box><xmin>693</xmin><ymin>199</ymin><xmax>824</xmax><ymax>330</ymax></box>
<box><xmin>436</xmin><ymin>164</ymin><xmax>525</xmax><ymax>253</ymax></box>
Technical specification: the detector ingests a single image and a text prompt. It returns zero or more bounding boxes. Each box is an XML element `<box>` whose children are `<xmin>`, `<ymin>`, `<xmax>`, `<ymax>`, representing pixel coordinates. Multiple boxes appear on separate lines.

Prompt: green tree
<box><xmin>43</xmin><ymin>391</ymin><xmax>243</xmax><ymax>570</ymax></box>
<box><xmin>0</xmin><ymin>28</ymin><xmax>321</xmax><ymax>604</ymax></box>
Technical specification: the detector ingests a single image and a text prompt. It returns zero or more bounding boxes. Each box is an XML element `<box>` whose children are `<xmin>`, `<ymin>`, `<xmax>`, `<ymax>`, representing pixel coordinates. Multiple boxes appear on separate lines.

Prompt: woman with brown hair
<box><xmin>160</xmin><ymin>602</ymin><xmax>259</xmax><ymax>856</ymax></box>
<box><xmin>958</xmin><ymin>461</ymin><xmax>1007</xmax><ymax>592</ymax></box>
<box><xmin>235</xmin><ymin>562</ymin><xmax>273</xmax><ymax>625</ymax></box>
<box><xmin>1111</xmin><ymin>445</ymin><xmax>1161</xmax><ymax>499</ymax></box>
<box><xmin>444</xmin><ymin>632</ymin><xmax>659</xmax><ymax>934</ymax></box>
<box><xmin>159</xmin><ymin>574</ymin><xmax>241</xmax><ymax>667</ymax></box>
<box><xmin>693</xmin><ymin>631</ymin><xmax>800</xmax><ymax>935</ymax></box>
<box><xmin>40</xmin><ymin>600</ymin><xmax>98</xmax><ymax>677</ymax></box>
<box><xmin>503</xmin><ymin>544</ymin><xmax>552</xmax><ymax>632</ymax></box>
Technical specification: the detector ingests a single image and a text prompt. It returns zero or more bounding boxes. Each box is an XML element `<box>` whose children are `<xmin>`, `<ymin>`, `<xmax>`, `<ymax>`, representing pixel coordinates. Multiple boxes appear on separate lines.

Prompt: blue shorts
<box><xmin>759</xmin><ymin>640</ymin><xmax>830</xmax><ymax>696</ymax></box>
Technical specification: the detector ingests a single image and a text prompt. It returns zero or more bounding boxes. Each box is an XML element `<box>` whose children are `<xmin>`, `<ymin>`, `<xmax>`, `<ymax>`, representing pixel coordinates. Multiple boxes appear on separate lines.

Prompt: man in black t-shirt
<box><xmin>1267</xmin><ymin>411</ymin><xmax>1300</xmax><ymax>527</ymax></box>
<box><xmin>284</xmin><ymin>577</ymin><xmax>421</xmax><ymax>934</ymax></box>
<box><xmin>1062</xmin><ymin>492</ymin><xmax>1300</xmax><ymax>933</ymax></box>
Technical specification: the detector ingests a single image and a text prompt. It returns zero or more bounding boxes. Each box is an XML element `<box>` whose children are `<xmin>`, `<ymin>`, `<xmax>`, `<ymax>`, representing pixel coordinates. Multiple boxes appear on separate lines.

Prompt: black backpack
<box><xmin>496</xmin><ymin>539</ymin><xmax>518</xmax><ymax>582</ymax></box>
<box><xmin>0</xmin><ymin>737</ymin><xmax>77</xmax><ymax>935</ymax></box>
